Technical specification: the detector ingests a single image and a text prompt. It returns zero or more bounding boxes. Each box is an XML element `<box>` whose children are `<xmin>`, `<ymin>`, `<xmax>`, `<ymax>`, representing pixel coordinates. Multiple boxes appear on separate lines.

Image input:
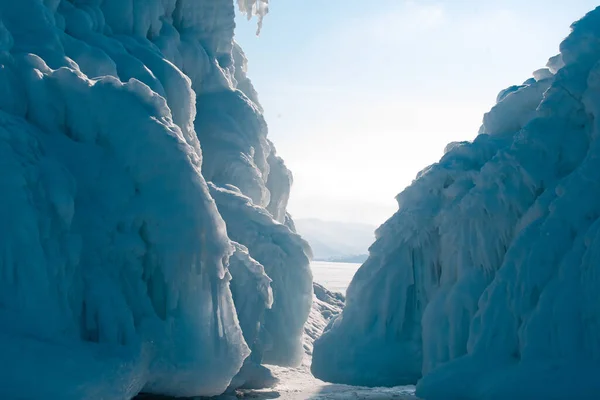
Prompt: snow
<box><xmin>313</xmin><ymin>6</ymin><xmax>600</xmax><ymax>399</ymax></box>
<box><xmin>0</xmin><ymin>0</ymin><xmax>312</xmax><ymax>398</ymax></box>
<box><xmin>222</xmin><ymin>282</ymin><xmax>418</xmax><ymax>400</ymax></box>
<box><xmin>235</xmin><ymin>365</ymin><xmax>418</xmax><ymax>400</ymax></box>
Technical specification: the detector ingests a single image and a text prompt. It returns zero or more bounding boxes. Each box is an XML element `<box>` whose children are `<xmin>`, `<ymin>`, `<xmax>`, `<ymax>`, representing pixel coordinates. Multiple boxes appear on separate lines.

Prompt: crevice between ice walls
<box><xmin>0</xmin><ymin>0</ymin><xmax>311</xmax><ymax>398</ymax></box>
<box><xmin>312</xmin><ymin>6</ymin><xmax>600</xmax><ymax>400</ymax></box>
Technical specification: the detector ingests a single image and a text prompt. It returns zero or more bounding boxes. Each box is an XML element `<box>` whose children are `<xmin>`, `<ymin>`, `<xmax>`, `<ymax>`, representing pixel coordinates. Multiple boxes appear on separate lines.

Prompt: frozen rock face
<box><xmin>0</xmin><ymin>0</ymin><xmax>309</xmax><ymax>398</ymax></box>
<box><xmin>313</xmin><ymin>7</ymin><xmax>600</xmax><ymax>399</ymax></box>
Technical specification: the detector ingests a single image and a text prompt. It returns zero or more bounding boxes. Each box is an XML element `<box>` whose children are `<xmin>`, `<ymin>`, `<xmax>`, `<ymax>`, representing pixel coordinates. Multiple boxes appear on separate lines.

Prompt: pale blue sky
<box><xmin>235</xmin><ymin>1</ymin><xmax>598</xmax><ymax>225</ymax></box>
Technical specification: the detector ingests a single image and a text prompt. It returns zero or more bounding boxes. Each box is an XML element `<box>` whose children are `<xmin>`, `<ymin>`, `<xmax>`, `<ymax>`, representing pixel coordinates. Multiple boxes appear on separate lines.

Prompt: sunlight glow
<box><xmin>235</xmin><ymin>0</ymin><xmax>599</xmax><ymax>225</ymax></box>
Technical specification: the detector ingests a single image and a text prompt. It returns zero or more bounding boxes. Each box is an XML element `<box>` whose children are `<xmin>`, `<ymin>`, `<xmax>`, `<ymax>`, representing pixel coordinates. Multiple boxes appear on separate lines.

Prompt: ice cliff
<box><xmin>312</xmin><ymin>6</ymin><xmax>600</xmax><ymax>400</ymax></box>
<box><xmin>0</xmin><ymin>0</ymin><xmax>312</xmax><ymax>398</ymax></box>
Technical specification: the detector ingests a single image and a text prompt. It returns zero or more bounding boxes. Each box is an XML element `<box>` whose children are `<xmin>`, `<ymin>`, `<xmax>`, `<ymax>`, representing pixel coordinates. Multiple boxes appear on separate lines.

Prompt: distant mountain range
<box><xmin>294</xmin><ymin>218</ymin><xmax>376</xmax><ymax>262</ymax></box>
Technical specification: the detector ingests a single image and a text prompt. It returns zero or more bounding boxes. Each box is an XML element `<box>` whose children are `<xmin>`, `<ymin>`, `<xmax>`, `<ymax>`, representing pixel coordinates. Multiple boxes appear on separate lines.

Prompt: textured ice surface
<box><xmin>313</xmin><ymin>6</ymin><xmax>600</xmax><ymax>399</ymax></box>
<box><xmin>0</xmin><ymin>0</ymin><xmax>311</xmax><ymax>398</ymax></box>
<box><xmin>210</xmin><ymin>184</ymin><xmax>313</xmax><ymax>367</ymax></box>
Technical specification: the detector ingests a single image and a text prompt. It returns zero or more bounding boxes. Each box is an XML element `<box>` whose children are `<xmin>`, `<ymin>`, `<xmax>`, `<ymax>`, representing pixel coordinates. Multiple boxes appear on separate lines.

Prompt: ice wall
<box><xmin>0</xmin><ymin>0</ymin><xmax>309</xmax><ymax>398</ymax></box>
<box><xmin>210</xmin><ymin>184</ymin><xmax>313</xmax><ymax>367</ymax></box>
<box><xmin>312</xmin><ymin>7</ymin><xmax>600</xmax><ymax>399</ymax></box>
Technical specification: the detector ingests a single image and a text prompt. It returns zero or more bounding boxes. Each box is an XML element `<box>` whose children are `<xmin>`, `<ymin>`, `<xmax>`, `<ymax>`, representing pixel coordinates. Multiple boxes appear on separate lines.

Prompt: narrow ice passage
<box><xmin>3</xmin><ymin>1</ymin><xmax>600</xmax><ymax>400</ymax></box>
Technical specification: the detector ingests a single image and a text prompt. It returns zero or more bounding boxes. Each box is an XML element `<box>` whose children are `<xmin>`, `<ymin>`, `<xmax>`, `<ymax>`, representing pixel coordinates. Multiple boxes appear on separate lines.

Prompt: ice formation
<box><xmin>0</xmin><ymin>1</ymin><xmax>312</xmax><ymax>398</ymax></box>
<box><xmin>209</xmin><ymin>183</ymin><xmax>313</xmax><ymax>367</ymax></box>
<box><xmin>312</xmin><ymin>6</ymin><xmax>600</xmax><ymax>399</ymax></box>
<box><xmin>237</xmin><ymin>0</ymin><xmax>269</xmax><ymax>35</ymax></box>
<box><xmin>304</xmin><ymin>283</ymin><xmax>345</xmax><ymax>357</ymax></box>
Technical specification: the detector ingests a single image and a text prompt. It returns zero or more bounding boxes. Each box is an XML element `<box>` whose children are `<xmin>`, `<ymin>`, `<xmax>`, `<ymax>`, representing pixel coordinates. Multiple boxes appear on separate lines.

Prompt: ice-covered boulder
<box><xmin>0</xmin><ymin>0</ymin><xmax>309</xmax><ymax>398</ymax></box>
<box><xmin>312</xmin><ymin>6</ymin><xmax>600</xmax><ymax>399</ymax></box>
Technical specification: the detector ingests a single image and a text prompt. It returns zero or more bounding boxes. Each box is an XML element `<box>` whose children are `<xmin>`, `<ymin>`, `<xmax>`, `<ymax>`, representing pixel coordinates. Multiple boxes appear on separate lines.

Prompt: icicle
<box><xmin>237</xmin><ymin>0</ymin><xmax>269</xmax><ymax>35</ymax></box>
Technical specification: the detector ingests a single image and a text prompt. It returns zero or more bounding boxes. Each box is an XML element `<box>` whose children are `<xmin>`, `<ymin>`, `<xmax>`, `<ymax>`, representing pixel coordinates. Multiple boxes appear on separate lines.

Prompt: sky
<box><xmin>234</xmin><ymin>1</ymin><xmax>599</xmax><ymax>225</ymax></box>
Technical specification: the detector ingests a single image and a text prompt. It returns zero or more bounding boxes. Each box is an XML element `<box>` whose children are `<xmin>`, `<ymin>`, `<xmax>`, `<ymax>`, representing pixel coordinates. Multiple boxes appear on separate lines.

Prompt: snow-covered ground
<box><xmin>234</xmin><ymin>361</ymin><xmax>417</xmax><ymax>400</ymax></box>
<box><xmin>227</xmin><ymin>264</ymin><xmax>418</xmax><ymax>400</ymax></box>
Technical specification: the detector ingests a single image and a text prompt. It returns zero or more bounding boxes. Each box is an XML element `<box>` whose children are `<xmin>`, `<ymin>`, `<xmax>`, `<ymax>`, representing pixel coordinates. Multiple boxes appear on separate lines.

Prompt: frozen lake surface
<box><xmin>310</xmin><ymin>261</ymin><xmax>361</xmax><ymax>295</ymax></box>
